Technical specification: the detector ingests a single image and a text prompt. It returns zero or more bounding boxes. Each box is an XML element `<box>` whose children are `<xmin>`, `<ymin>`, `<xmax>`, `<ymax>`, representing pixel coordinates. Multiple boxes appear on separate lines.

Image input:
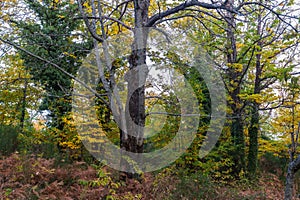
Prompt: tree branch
<box><xmin>146</xmin><ymin>0</ymin><xmax>228</xmax><ymax>27</ymax></box>
<box><xmin>77</xmin><ymin>0</ymin><xmax>104</xmax><ymax>42</ymax></box>
<box><xmin>74</xmin><ymin>16</ymin><xmax>132</xmax><ymax>30</ymax></box>
<box><xmin>236</xmin><ymin>2</ymin><xmax>299</xmax><ymax>33</ymax></box>
<box><xmin>0</xmin><ymin>37</ymin><xmax>109</xmax><ymax>106</ymax></box>
<box><xmin>291</xmin><ymin>154</ymin><xmax>300</xmax><ymax>173</ymax></box>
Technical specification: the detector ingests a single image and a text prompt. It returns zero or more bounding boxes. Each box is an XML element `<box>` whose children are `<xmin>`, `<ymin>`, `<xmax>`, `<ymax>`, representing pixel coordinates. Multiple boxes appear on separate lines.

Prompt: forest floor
<box><xmin>0</xmin><ymin>153</ymin><xmax>296</xmax><ymax>200</ymax></box>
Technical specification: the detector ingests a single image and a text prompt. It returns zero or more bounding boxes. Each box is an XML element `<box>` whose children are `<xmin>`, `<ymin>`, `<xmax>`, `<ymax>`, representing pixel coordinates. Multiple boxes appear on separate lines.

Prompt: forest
<box><xmin>0</xmin><ymin>0</ymin><xmax>300</xmax><ymax>199</ymax></box>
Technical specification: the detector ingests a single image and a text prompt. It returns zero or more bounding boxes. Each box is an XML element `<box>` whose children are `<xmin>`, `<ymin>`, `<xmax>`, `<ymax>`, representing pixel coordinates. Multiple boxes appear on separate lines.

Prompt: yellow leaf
<box><xmin>57</xmin><ymin>14</ymin><xmax>65</xmax><ymax>19</ymax></box>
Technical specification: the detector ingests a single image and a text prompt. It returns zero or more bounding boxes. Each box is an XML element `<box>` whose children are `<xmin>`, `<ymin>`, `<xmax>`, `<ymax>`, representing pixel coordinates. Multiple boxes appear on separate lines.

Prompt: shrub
<box><xmin>259</xmin><ymin>152</ymin><xmax>288</xmax><ymax>178</ymax></box>
<box><xmin>17</xmin><ymin>127</ymin><xmax>59</xmax><ymax>159</ymax></box>
<box><xmin>171</xmin><ymin>170</ymin><xmax>215</xmax><ymax>200</ymax></box>
<box><xmin>0</xmin><ymin>125</ymin><xmax>19</xmax><ymax>156</ymax></box>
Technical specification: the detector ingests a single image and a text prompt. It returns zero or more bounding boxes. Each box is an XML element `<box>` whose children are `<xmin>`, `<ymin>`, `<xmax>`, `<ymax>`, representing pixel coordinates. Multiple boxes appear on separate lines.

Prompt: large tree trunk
<box><xmin>247</xmin><ymin>12</ymin><xmax>262</xmax><ymax>177</ymax></box>
<box><xmin>120</xmin><ymin>0</ymin><xmax>150</xmax><ymax>178</ymax></box>
<box><xmin>285</xmin><ymin>155</ymin><xmax>300</xmax><ymax>200</ymax></box>
<box><xmin>231</xmin><ymin>107</ymin><xmax>245</xmax><ymax>174</ymax></box>
<box><xmin>247</xmin><ymin>53</ymin><xmax>262</xmax><ymax>178</ymax></box>
<box><xmin>225</xmin><ymin>0</ymin><xmax>246</xmax><ymax>175</ymax></box>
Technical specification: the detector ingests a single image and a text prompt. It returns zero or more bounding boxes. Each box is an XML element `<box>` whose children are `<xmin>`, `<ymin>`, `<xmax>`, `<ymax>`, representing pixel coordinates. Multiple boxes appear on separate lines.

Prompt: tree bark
<box><xmin>230</xmin><ymin>108</ymin><xmax>245</xmax><ymax>174</ymax></box>
<box><xmin>19</xmin><ymin>77</ymin><xmax>28</xmax><ymax>132</ymax></box>
<box><xmin>247</xmin><ymin>103</ymin><xmax>259</xmax><ymax>178</ymax></box>
<box><xmin>285</xmin><ymin>155</ymin><xmax>300</xmax><ymax>200</ymax></box>
<box><xmin>247</xmin><ymin>10</ymin><xmax>262</xmax><ymax>178</ymax></box>
<box><xmin>120</xmin><ymin>0</ymin><xmax>150</xmax><ymax>178</ymax></box>
<box><xmin>225</xmin><ymin>0</ymin><xmax>246</xmax><ymax>175</ymax></box>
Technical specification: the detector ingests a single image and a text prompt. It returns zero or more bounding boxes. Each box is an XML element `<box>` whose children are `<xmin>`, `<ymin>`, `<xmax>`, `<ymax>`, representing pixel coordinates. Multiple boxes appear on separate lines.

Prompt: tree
<box><xmin>75</xmin><ymin>0</ymin><xmax>300</xmax><ymax>178</ymax></box>
<box><xmin>75</xmin><ymin>0</ymin><xmax>241</xmax><ymax>177</ymax></box>
<box><xmin>11</xmin><ymin>0</ymin><xmax>93</xmax><ymax>153</ymax></box>
<box><xmin>0</xmin><ymin>54</ymin><xmax>42</xmax><ymax>127</ymax></box>
<box><xmin>190</xmin><ymin>0</ymin><xmax>299</xmax><ymax>177</ymax></box>
<box><xmin>244</xmin><ymin>1</ymin><xmax>299</xmax><ymax>178</ymax></box>
<box><xmin>274</xmin><ymin>77</ymin><xmax>300</xmax><ymax>200</ymax></box>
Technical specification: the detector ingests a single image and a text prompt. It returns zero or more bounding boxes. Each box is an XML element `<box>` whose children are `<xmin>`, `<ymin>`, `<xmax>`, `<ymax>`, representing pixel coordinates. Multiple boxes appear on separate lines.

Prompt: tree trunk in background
<box><xmin>230</xmin><ymin>107</ymin><xmax>245</xmax><ymax>174</ymax></box>
<box><xmin>19</xmin><ymin>77</ymin><xmax>28</xmax><ymax>132</ymax></box>
<box><xmin>284</xmin><ymin>116</ymin><xmax>300</xmax><ymax>199</ymax></box>
<box><xmin>285</xmin><ymin>155</ymin><xmax>300</xmax><ymax>200</ymax></box>
<box><xmin>247</xmin><ymin>11</ymin><xmax>262</xmax><ymax>177</ymax></box>
<box><xmin>225</xmin><ymin>0</ymin><xmax>246</xmax><ymax>175</ymax></box>
<box><xmin>247</xmin><ymin>103</ymin><xmax>259</xmax><ymax>177</ymax></box>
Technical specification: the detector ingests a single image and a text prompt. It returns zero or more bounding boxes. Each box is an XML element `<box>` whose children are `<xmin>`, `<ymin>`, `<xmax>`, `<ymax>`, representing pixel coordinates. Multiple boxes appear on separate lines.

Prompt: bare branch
<box><xmin>77</xmin><ymin>0</ymin><xmax>104</xmax><ymax>42</ymax></box>
<box><xmin>146</xmin><ymin>112</ymin><xmax>200</xmax><ymax>117</ymax></box>
<box><xmin>107</xmin><ymin>0</ymin><xmax>133</xmax><ymax>18</ymax></box>
<box><xmin>147</xmin><ymin>0</ymin><xmax>229</xmax><ymax>27</ymax></box>
<box><xmin>74</xmin><ymin>16</ymin><xmax>132</xmax><ymax>30</ymax></box>
<box><xmin>236</xmin><ymin>2</ymin><xmax>299</xmax><ymax>33</ymax></box>
<box><xmin>0</xmin><ymin>37</ymin><xmax>109</xmax><ymax>106</ymax></box>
